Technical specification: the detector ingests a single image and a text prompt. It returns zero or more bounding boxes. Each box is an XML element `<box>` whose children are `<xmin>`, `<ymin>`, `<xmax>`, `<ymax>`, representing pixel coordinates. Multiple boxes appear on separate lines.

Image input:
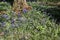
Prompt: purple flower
<box><xmin>23</xmin><ymin>8</ymin><xmax>28</xmax><ymax>13</ymax></box>
<box><xmin>11</xmin><ymin>23</ymin><xmax>19</xmax><ymax>28</ymax></box>
<box><xmin>11</xmin><ymin>20</ymin><xmax>15</xmax><ymax>24</ymax></box>
<box><xmin>11</xmin><ymin>19</ymin><xmax>16</xmax><ymax>24</ymax></box>
<box><xmin>1</xmin><ymin>22</ymin><xmax>6</xmax><ymax>27</ymax></box>
<box><xmin>17</xmin><ymin>12</ymin><xmax>21</xmax><ymax>17</ymax></box>
<box><xmin>2</xmin><ymin>14</ymin><xmax>10</xmax><ymax>20</ymax></box>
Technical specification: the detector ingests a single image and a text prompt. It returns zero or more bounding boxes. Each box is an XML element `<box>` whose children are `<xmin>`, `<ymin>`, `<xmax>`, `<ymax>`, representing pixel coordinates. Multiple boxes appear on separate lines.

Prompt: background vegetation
<box><xmin>0</xmin><ymin>0</ymin><xmax>60</xmax><ymax>40</ymax></box>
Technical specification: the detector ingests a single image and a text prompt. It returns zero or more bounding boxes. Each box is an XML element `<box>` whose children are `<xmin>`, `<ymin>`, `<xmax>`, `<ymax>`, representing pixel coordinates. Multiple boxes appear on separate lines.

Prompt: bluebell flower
<box><xmin>0</xmin><ymin>22</ymin><xmax>6</xmax><ymax>27</ymax></box>
<box><xmin>23</xmin><ymin>8</ymin><xmax>28</xmax><ymax>13</ymax></box>
<box><xmin>2</xmin><ymin>14</ymin><xmax>10</xmax><ymax>20</ymax></box>
<box><xmin>17</xmin><ymin>12</ymin><xmax>21</xmax><ymax>17</ymax></box>
<box><xmin>11</xmin><ymin>19</ymin><xmax>16</xmax><ymax>24</ymax></box>
<box><xmin>11</xmin><ymin>20</ymin><xmax>15</xmax><ymax>24</ymax></box>
<box><xmin>11</xmin><ymin>23</ymin><xmax>19</xmax><ymax>28</ymax></box>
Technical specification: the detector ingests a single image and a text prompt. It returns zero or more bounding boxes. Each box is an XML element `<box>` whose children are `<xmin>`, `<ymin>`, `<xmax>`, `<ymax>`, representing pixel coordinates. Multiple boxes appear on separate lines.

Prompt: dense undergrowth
<box><xmin>0</xmin><ymin>2</ymin><xmax>60</xmax><ymax>40</ymax></box>
<box><xmin>28</xmin><ymin>2</ymin><xmax>60</xmax><ymax>23</ymax></box>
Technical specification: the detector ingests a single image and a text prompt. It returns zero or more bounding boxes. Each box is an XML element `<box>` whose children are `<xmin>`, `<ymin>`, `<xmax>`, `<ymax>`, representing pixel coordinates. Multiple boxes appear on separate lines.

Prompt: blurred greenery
<box><xmin>0</xmin><ymin>2</ymin><xmax>11</xmax><ymax>11</ymax></box>
<box><xmin>0</xmin><ymin>1</ymin><xmax>60</xmax><ymax>40</ymax></box>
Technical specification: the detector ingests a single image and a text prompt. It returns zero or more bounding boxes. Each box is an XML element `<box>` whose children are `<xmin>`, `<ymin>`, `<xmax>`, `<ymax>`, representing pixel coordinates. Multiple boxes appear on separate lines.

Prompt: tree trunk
<box><xmin>13</xmin><ymin>0</ymin><xmax>31</xmax><ymax>14</ymax></box>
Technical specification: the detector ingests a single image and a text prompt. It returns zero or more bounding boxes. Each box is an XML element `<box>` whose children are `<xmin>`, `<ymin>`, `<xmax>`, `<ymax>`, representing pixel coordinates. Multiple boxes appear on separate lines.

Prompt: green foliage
<box><xmin>36</xmin><ymin>0</ymin><xmax>60</xmax><ymax>2</ymax></box>
<box><xmin>0</xmin><ymin>2</ymin><xmax>60</xmax><ymax>40</ymax></box>
<box><xmin>0</xmin><ymin>2</ymin><xmax>11</xmax><ymax>11</ymax></box>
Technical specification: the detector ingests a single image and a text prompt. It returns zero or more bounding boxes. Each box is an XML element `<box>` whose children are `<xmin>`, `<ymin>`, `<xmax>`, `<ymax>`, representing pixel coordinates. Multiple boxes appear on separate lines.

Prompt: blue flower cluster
<box><xmin>0</xmin><ymin>22</ymin><xmax>6</xmax><ymax>27</ymax></box>
<box><xmin>2</xmin><ymin>14</ymin><xmax>10</xmax><ymax>20</ymax></box>
<box><xmin>23</xmin><ymin>8</ymin><xmax>28</xmax><ymax>13</ymax></box>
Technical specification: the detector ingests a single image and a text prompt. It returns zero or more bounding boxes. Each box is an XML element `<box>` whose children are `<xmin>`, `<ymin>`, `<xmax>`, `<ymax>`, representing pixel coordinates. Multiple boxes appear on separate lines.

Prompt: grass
<box><xmin>0</xmin><ymin>2</ymin><xmax>60</xmax><ymax>40</ymax></box>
